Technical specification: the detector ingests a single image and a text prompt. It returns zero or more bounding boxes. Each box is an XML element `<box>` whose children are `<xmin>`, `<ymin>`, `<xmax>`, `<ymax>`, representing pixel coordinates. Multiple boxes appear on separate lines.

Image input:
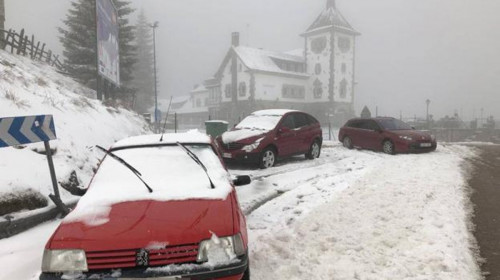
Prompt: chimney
<box><xmin>327</xmin><ymin>0</ymin><xmax>335</xmax><ymax>9</ymax></box>
<box><xmin>231</xmin><ymin>32</ymin><xmax>240</xmax><ymax>47</ymax></box>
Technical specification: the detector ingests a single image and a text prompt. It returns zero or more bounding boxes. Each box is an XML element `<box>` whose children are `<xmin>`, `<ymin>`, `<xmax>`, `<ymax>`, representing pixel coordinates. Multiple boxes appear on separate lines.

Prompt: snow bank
<box><xmin>0</xmin><ymin>50</ymin><xmax>150</xmax><ymax>206</ymax></box>
<box><xmin>247</xmin><ymin>145</ymin><xmax>481</xmax><ymax>280</ymax></box>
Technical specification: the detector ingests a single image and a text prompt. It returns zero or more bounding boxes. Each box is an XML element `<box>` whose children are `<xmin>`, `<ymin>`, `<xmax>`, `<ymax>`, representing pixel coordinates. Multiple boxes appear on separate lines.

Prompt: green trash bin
<box><xmin>205</xmin><ymin>120</ymin><xmax>229</xmax><ymax>138</ymax></box>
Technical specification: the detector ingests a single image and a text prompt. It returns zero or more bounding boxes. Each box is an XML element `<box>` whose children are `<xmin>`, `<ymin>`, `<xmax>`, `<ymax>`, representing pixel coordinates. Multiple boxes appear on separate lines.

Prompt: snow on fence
<box><xmin>0</xmin><ymin>28</ymin><xmax>65</xmax><ymax>73</ymax></box>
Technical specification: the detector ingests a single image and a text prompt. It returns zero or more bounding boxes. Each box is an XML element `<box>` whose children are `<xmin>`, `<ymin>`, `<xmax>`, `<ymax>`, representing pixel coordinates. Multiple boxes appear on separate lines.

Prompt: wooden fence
<box><xmin>0</xmin><ymin>28</ymin><xmax>65</xmax><ymax>73</ymax></box>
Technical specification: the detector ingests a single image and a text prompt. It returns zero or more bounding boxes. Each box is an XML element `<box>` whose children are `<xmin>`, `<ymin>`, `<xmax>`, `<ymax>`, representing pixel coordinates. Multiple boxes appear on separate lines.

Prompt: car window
<box><xmin>307</xmin><ymin>115</ymin><xmax>319</xmax><ymax>125</ymax></box>
<box><xmin>378</xmin><ymin>119</ymin><xmax>412</xmax><ymax>130</ymax></box>
<box><xmin>281</xmin><ymin>114</ymin><xmax>295</xmax><ymax>129</ymax></box>
<box><xmin>294</xmin><ymin>113</ymin><xmax>309</xmax><ymax>128</ymax></box>
<box><xmin>366</xmin><ymin>120</ymin><xmax>380</xmax><ymax>131</ymax></box>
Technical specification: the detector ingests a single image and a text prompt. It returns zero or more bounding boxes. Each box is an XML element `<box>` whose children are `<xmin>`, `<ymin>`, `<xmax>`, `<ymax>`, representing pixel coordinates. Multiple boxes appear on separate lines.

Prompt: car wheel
<box><xmin>382</xmin><ymin>140</ymin><xmax>395</xmax><ymax>155</ymax></box>
<box><xmin>306</xmin><ymin>140</ymin><xmax>321</xmax><ymax>159</ymax></box>
<box><xmin>259</xmin><ymin>147</ymin><xmax>276</xmax><ymax>169</ymax></box>
<box><xmin>343</xmin><ymin>136</ymin><xmax>353</xmax><ymax>149</ymax></box>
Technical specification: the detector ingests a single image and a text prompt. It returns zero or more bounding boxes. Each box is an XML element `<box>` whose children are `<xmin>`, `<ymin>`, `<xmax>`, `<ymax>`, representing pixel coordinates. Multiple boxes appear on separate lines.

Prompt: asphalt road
<box><xmin>468</xmin><ymin>145</ymin><xmax>500</xmax><ymax>279</ymax></box>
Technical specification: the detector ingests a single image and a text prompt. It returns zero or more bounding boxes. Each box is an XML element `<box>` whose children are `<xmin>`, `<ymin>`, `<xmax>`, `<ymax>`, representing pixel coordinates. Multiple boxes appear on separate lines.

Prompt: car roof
<box><xmin>112</xmin><ymin>131</ymin><xmax>212</xmax><ymax>150</ymax></box>
<box><xmin>251</xmin><ymin>109</ymin><xmax>299</xmax><ymax>116</ymax></box>
<box><xmin>349</xmin><ymin>117</ymin><xmax>395</xmax><ymax>121</ymax></box>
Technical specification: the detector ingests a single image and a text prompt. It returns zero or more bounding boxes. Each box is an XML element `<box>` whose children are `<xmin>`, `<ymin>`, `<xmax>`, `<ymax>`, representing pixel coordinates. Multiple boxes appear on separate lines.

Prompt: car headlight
<box><xmin>197</xmin><ymin>234</ymin><xmax>245</xmax><ymax>263</ymax></box>
<box><xmin>241</xmin><ymin>138</ymin><xmax>263</xmax><ymax>152</ymax></box>
<box><xmin>41</xmin><ymin>249</ymin><xmax>88</xmax><ymax>273</ymax></box>
<box><xmin>399</xmin><ymin>135</ymin><xmax>413</xmax><ymax>141</ymax></box>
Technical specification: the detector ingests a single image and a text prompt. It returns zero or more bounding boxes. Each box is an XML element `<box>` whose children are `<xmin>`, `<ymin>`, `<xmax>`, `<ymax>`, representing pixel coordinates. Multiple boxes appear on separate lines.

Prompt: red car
<box><xmin>40</xmin><ymin>132</ymin><xmax>251</xmax><ymax>280</ymax></box>
<box><xmin>217</xmin><ymin>110</ymin><xmax>323</xmax><ymax>169</ymax></box>
<box><xmin>338</xmin><ymin>117</ymin><xmax>437</xmax><ymax>154</ymax></box>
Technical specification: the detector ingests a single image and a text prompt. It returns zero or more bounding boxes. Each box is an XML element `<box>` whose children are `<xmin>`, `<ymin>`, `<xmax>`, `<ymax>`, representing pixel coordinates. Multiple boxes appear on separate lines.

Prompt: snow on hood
<box><xmin>63</xmin><ymin>144</ymin><xmax>232</xmax><ymax>226</ymax></box>
<box><xmin>222</xmin><ymin>129</ymin><xmax>266</xmax><ymax>144</ymax></box>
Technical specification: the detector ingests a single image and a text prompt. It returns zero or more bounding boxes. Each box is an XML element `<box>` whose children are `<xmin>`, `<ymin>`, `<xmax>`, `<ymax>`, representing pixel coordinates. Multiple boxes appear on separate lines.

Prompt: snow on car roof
<box><xmin>251</xmin><ymin>109</ymin><xmax>298</xmax><ymax>116</ymax></box>
<box><xmin>112</xmin><ymin>130</ymin><xmax>211</xmax><ymax>149</ymax></box>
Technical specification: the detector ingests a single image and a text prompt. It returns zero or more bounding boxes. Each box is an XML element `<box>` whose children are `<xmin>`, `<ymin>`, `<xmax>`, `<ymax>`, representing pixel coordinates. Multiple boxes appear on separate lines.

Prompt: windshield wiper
<box><xmin>176</xmin><ymin>142</ymin><xmax>215</xmax><ymax>189</ymax></box>
<box><xmin>96</xmin><ymin>146</ymin><xmax>153</xmax><ymax>193</ymax></box>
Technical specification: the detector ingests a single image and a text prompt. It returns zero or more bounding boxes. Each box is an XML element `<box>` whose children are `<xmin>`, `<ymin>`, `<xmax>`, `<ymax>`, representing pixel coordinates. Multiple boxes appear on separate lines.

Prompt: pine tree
<box><xmin>131</xmin><ymin>9</ymin><xmax>154</xmax><ymax>113</ymax></box>
<box><xmin>59</xmin><ymin>0</ymin><xmax>136</xmax><ymax>104</ymax></box>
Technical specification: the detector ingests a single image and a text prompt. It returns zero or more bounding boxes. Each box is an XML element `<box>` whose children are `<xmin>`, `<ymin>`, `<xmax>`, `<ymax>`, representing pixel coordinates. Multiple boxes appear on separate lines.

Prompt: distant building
<box><xmin>161</xmin><ymin>0</ymin><xmax>360</xmax><ymax>128</ymax></box>
<box><xmin>0</xmin><ymin>0</ymin><xmax>5</xmax><ymax>40</ymax></box>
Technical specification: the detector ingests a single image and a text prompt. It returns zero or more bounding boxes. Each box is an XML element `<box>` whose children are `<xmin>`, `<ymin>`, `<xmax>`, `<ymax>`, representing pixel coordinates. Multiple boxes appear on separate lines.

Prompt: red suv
<box><xmin>217</xmin><ymin>110</ymin><xmax>323</xmax><ymax>169</ymax></box>
<box><xmin>339</xmin><ymin>117</ymin><xmax>437</xmax><ymax>154</ymax></box>
<box><xmin>40</xmin><ymin>131</ymin><xmax>251</xmax><ymax>280</ymax></box>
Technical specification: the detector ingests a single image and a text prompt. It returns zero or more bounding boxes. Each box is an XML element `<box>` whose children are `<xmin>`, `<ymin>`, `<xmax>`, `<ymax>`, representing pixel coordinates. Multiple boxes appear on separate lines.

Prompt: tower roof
<box><xmin>303</xmin><ymin>0</ymin><xmax>359</xmax><ymax>36</ymax></box>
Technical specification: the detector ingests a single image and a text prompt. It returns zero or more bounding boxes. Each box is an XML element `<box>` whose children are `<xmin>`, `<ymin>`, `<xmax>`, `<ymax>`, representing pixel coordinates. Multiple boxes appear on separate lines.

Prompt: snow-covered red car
<box><xmin>40</xmin><ymin>131</ymin><xmax>251</xmax><ymax>280</ymax></box>
<box><xmin>217</xmin><ymin>109</ymin><xmax>323</xmax><ymax>169</ymax></box>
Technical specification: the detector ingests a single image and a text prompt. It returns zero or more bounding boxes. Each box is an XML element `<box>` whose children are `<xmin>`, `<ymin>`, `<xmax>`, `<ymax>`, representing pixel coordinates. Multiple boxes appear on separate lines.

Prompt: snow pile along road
<box><xmin>246</xmin><ymin>145</ymin><xmax>481</xmax><ymax>280</ymax></box>
<box><xmin>0</xmin><ymin>50</ymin><xmax>150</xmax><ymax>207</ymax></box>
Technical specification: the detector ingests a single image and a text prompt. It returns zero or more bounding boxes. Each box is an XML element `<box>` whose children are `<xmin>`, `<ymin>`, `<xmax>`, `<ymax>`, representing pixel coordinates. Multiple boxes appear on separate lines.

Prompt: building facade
<box><xmin>165</xmin><ymin>0</ymin><xmax>360</xmax><ymax>128</ymax></box>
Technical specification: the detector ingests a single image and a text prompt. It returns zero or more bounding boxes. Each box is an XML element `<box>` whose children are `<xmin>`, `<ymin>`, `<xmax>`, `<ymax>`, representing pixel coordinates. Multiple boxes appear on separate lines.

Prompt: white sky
<box><xmin>5</xmin><ymin>0</ymin><xmax>500</xmax><ymax>121</ymax></box>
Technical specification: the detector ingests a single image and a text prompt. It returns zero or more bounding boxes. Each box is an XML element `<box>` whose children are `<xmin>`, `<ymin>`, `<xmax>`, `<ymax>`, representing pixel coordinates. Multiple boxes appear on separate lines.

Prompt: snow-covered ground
<box><xmin>0</xmin><ymin>143</ymin><xmax>481</xmax><ymax>279</ymax></box>
<box><xmin>0</xmin><ymin>50</ymin><xmax>150</xmax><ymax>208</ymax></box>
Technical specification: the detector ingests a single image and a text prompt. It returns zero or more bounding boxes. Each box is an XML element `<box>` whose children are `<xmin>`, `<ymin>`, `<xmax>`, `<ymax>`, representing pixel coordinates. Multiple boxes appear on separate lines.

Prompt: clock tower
<box><xmin>302</xmin><ymin>0</ymin><xmax>360</xmax><ymax>124</ymax></box>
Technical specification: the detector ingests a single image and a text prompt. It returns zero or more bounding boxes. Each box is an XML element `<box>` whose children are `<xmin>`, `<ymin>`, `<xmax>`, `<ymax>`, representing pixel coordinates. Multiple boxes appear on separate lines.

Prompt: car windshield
<box><xmin>235</xmin><ymin>114</ymin><xmax>282</xmax><ymax>131</ymax></box>
<box><xmin>85</xmin><ymin>145</ymin><xmax>232</xmax><ymax>202</ymax></box>
<box><xmin>378</xmin><ymin>119</ymin><xmax>413</xmax><ymax>130</ymax></box>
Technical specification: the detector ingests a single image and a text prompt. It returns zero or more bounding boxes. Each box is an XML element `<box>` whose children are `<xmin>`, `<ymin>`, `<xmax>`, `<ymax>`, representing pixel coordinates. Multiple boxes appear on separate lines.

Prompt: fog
<box><xmin>5</xmin><ymin>0</ymin><xmax>500</xmax><ymax>120</ymax></box>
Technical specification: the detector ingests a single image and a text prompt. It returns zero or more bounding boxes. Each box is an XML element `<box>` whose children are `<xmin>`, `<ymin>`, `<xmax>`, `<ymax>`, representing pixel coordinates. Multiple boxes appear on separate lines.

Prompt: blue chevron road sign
<box><xmin>0</xmin><ymin>115</ymin><xmax>57</xmax><ymax>148</ymax></box>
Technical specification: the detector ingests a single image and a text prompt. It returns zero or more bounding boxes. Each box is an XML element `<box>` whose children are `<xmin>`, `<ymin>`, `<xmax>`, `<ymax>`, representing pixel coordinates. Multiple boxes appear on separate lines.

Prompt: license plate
<box><xmin>223</xmin><ymin>153</ymin><xmax>232</xmax><ymax>158</ymax></box>
<box><xmin>420</xmin><ymin>143</ymin><xmax>432</xmax><ymax>147</ymax></box>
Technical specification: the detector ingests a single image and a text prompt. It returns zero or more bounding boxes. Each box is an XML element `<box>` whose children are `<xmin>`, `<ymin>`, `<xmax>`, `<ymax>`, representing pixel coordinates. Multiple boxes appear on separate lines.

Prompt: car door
<box><xmin>346</xmin><ymin>120</ymin><xmax>363</xmax><ymax>147</ymax></box>
<box><xmin>292</xmin><ymin>113</ymin><xmax>312</xmax><ymax>153</ymax></box>
<box><xmin>359</xmin><ymin>120</ymin><xmax>383</xmax><ymax>150</ymax></box>
<box><xmin>275</xmin><ymin>113</ymin><xmax>300</xmax><ymax>156</ymax></box>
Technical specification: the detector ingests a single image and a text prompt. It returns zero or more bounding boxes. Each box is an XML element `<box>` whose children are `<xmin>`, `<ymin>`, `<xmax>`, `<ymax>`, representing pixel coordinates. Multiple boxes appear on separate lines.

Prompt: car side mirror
<box><xmin>233</xmin><ymin>175</ymin><xmax>251</xmax><ymax>187</ymax></box>
<box><xmin>411</xmin><ymin>126</ymin><xmax>416</xmax><ymax>130</ymax></box>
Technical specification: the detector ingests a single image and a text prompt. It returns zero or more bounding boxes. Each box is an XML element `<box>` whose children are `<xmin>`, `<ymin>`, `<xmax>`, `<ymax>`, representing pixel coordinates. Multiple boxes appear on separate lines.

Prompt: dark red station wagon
<box><xmin>217</xmin><ymin>110</ymin><xmax>323</xmax><ymax>169</ymax></box>
<box><xmin>40</xmin><ymin>132</ymin><xmax>251</xmax><ymax>280</ymax></box>
<box><xmin>339</xmin><ymin>117</ymin><xmax>437</xmax><ymax>154</ymax></box>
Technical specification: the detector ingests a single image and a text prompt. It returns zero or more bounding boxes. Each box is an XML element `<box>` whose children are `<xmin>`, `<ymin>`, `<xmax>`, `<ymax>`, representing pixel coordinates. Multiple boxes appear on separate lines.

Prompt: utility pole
<box><xmin>151</xmin><ymin>21</ymin><xmax>159</xmax><ymax>133</ymax></box>
<box><xmin>426</xmin><ymin>99</ymin><xmax>431</xmax><ymax>128</ymax></box>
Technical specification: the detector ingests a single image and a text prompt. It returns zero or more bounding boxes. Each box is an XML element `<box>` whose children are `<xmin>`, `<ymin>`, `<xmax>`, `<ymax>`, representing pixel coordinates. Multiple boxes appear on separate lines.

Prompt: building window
<box><xmin>238</xmin><ymin>64</ymin><xmax>243</xmax><ymax>72</ymax></box>
<box><xmin>238</xmin><ymin>82</ymin><xmax>247</xmax><ymax>97</ymax></box>
<box><xmin>282</xmin><ymin>84</ymin><xmax>305</xmax><ymax>99</ymax></box>
<box><xmin>338</xmin><ymin>37</ymin><xmax>351</xmax><ymax>53</ymax></box>
<box><xmin>311</xmin><ymin>36</ymin><xmax>327</xmax><ymax>54</ymax></box>
<box><xmin>313</xmin><ymin>79</ymin><xmax>323</xmax><ymax>99</ymax></box>
<box><xmin>341</xmin><ymin>63</ymin><xmax>347</xmax><ymax>74</ymax></box>
<box><xmin>196</xmin><ymin>98</ymin><xmax>201</xmax><ymax>107</ymax></box>
<box><xmin>225</xmin><ymin>84</ymin><xmax>231</xmax><ymax>98</ymax></box>
<box><xmin>315</xmin><ymin>63</ymin><xmax>322</xmax><ymax>75</ymax></box>
<box><xmin>340</xmin><ymin>79</ymin><xmax>348</xmax><ymax>98</ymax></box>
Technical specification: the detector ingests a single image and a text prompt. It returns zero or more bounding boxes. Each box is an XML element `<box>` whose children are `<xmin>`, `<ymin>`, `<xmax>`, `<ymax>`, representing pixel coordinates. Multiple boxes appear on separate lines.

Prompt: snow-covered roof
<box><xmin>232</xmin><ymin>46</ymin><xmax>309</xmax><ymax>78</ymax></box>
<box><xmin>252</xmin><ymin>109</ymin><xmax>298</xmax><ymax>116</ymax></box>
<box><xmin>304</xmin><ymin>4</ymin><xmax>359</xmax><ymax>35</ymax></box>
<box><xmin>285</xmin><ymin>49</ymin><xmax>305</xmax><ymax>57</ymax></box>
<box><xmin>112</xmin><ymin>131</ymin><xmax>211</xmax><ymax>149</ymax></box>
<box><xmin>191</xmin><ymin>84</ymin><xmax>208</xmax><ymax>93</ymax></box>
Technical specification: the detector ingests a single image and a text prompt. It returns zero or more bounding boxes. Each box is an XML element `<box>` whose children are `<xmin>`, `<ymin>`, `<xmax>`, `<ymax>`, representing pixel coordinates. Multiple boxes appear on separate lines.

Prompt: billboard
<box><xmin>96</xmin><ymin>0</ymin><xmax>120</xmax><ymax>86</ymax></box>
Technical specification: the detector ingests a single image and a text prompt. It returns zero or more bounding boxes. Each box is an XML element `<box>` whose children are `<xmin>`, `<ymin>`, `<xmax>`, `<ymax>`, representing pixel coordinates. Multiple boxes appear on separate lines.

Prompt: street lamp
<box><xmin>151</xmin><ymin>21</ymin><xmax>159</xmax><ymax>132</ymax></box>
<box><xmin>426</xmin><ymin>99</ymin><xmax>431</xmax><ymax>128</ymax></box>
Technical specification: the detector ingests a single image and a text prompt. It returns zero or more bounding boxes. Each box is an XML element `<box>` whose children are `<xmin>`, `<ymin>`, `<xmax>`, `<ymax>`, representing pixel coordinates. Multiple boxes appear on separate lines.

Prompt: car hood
<box><xmin>221</xmin><ymin>128</ymin><xmax>268</xmax><ymax>144</ymax></box>
<box><xmin>390</xmin><ymin>130</ymin><xmax>433</xmax><ymax>141</ymax></box>
<box><xmin>48</xmin><ymin>198</ymin><xmax>234</xmax><ymax>251</ymax></box>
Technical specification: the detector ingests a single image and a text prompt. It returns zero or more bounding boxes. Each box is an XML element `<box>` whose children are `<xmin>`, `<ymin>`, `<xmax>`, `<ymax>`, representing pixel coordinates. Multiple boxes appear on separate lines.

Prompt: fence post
<box><xmin>16</xmin><ymin>29</ymin><xmax>24</xmax><ymax>55</ymax></box>
<box><xmin>175</xmin><ymin>113</ymin><xmax>178</xmax><ymax>133</ymax></box>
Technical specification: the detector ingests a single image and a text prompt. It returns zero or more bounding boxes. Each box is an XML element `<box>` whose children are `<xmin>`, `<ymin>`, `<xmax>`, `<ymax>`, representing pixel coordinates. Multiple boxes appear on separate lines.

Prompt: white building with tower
<box><xmin>165</xmin><ymin>0</ymin><xmax>360</xmax><ymax>127</ymax></box>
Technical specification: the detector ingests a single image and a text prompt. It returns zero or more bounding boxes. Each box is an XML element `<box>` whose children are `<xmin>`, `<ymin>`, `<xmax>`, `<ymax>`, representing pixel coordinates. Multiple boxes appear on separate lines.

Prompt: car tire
<box><xmin>259</xmin><ymin>147</ymin><xmax>276</xmax><ymax>169</ymax></box>
<box><xmin>306</xmin><ymin>139</ymin><xmax>321</xmax><ymax>159</ymax></box>
<box><xmin>343</xmin><ymin>136</ymin><xmax>353</xmax><ymax>149</ymax></box>
<box><xmin>382</xmin><ymin>140</ymin><xmax>395</xmax><ymax>155</ymax></box>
